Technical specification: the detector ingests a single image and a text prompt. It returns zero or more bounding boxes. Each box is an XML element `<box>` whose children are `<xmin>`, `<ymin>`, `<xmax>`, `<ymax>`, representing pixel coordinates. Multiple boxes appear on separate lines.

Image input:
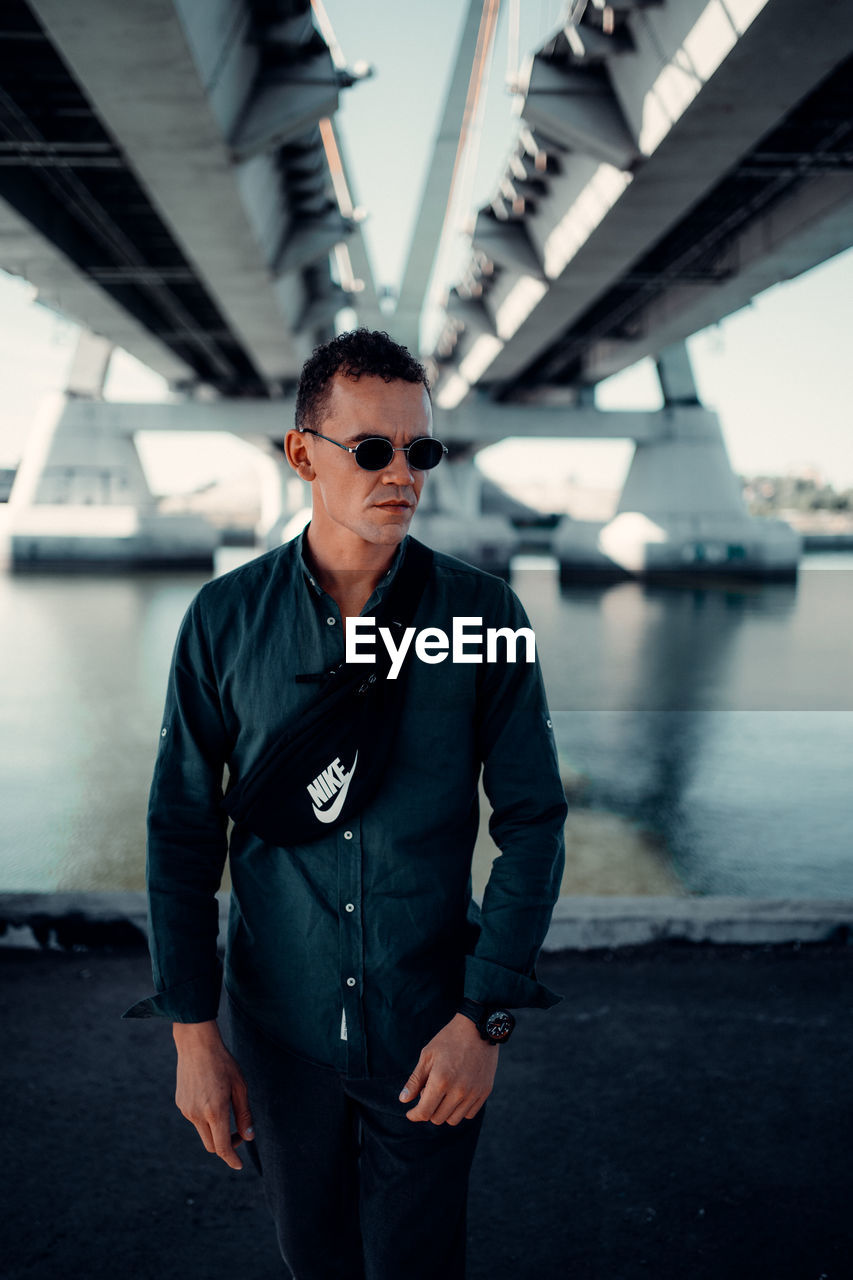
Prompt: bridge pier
<box><xmin>409</xmin><ymin>457</ymin><xmax>518</xmax><ymax>577</ymax></box>
<box><xmin>4</xmin><ymin>395</ymin><xmax>218</xmax><ymax>570</ymax></box>
<box><xmin>255</xmin><ymin>455</ymin><xmax>310</xmax><ymax>550</ymax></box>
<box><xmin>554</xmin><ymin>344</ymin><xmax>801</xmax><ymax>583</ymax></box>
<box><xmin>2</xmin><ymin>334</ymin><xmax>218</xmax><ymax>569</ymax></box>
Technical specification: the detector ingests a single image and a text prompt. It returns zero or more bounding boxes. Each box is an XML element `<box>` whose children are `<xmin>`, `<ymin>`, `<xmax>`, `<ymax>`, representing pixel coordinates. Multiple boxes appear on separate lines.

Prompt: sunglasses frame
<box><xmin>298</xmin><ymin>428</ymin><xmax>448</xmax><ymax>472</ymax></box>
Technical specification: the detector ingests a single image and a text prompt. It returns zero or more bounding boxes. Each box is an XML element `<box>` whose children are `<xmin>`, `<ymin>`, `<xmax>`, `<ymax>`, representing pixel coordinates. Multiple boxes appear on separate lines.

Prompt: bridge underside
<box><xmin>506</xmin><ymin>55</ymin><xmax>853</xmax><ymax>395</ymax></box>
<box><xmin>1</xmin><ymin>0</ymin><xmax>849</xmax><ymax>582</ymax></box>
<box><xmin>431</xmin><ymin>0</ymin><xmax>853</xmax><ymax>408</ymax></box>
<box><xmin>0</xmin><ymin>0</ymin><xmax>371</xmax><ymax>395</ymax></box>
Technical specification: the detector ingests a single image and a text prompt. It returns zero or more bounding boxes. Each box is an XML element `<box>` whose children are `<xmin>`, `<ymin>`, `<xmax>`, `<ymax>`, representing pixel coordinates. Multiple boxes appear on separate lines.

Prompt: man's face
<box><xmin>296</xmin><ymin>373</ymin><xmax>433</xmax><ymax>549</ymax></box>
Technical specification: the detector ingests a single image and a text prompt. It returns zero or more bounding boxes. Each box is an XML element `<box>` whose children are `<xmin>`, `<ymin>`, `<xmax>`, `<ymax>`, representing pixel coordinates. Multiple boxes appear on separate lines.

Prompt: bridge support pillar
<box><xmin>555</xmin><ymin>344</ymin><xmax>801</xmax><ymax>582</ymax></box>
<box><xmin>3</xmin><ymin>335</ymin><xmax>219</xmax><ymax>568</ymax></box>
<box><xmin>256</xmin><ymin>455</ymin><xmax>310</xmax><ymax>549</ymax></box>
<box><xmin>409</xmin><ymin>456</ymin><xmax>518</xmax><ymax>576</ymax></box>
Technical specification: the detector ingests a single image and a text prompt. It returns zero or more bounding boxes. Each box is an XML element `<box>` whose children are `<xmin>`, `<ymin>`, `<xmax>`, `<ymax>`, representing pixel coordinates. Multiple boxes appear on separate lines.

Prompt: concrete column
<box><xmin>15</xmin><ymin>397</ymin><xmax>157</xmax><ymax>512</ymax></box>
<box><xmin>4</xmin><ymin>387</ymin><xmax>218</xmax><ymax>569</ymax></box>
<box><xmin>554</xmin><ymin>343</ymin><xmax>801</xmax><ymax>581</ymax></box>
<box><xmin>654</xmin><ymin>341</ymin><xmax>700</xmax><ymax>406</ymax></box>
<box><xmin>8</xmin><ymin>331</ymin><xmax>151</xmax><ymax>513</ymax></box>
<box><xmin>614</xmin><ymin>406</ymin><xmax>747</xmax><ymax>525</ymax></box>
<box><xmin>598</xmin><ymin>343</ymin><xmax>799</xmax><ymax>578</ymax></box>
<box><xmin>409</xmin><ymin>457</ymin><xmax>518</xmax><ymax>576</ymax></box>
<box><xmin>256</xmin><ymin>454</ymin><xmax>310</xmax><ymax>549</ymax></box>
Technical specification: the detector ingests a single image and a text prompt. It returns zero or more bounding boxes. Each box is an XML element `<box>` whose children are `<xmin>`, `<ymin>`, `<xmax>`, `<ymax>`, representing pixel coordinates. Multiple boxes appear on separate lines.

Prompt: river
<box><xmin>1</xmin><ymin>549</ymin><xmax>850</xmax><ymax>897</ymax></box>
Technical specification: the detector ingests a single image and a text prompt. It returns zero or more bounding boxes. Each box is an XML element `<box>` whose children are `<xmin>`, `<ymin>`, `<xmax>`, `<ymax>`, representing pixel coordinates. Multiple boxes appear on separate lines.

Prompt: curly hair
<box><xmin>295</xmin><ymin>329</ymin><xmax>431</xmax><ymax>432</ymax></box>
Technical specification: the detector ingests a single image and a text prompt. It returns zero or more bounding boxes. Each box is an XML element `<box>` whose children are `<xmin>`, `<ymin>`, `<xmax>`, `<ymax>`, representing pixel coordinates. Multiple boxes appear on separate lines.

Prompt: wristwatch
<box><xmin>457</xmin><ymin>998</ymin><xmax>516</xmax><ymax>1045</ymax></box>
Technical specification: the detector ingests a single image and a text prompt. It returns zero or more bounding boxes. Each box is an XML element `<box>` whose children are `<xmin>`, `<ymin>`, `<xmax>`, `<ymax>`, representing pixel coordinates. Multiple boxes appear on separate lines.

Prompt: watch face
<box><xmin>484</xmin><ymin>1010</ymin><xmax>515</xmax><ymax>1043</ymax></box>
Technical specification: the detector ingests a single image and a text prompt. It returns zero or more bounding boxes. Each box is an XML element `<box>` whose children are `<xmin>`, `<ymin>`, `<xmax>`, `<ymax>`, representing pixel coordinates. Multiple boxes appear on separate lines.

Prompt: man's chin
<box><xmin>369</xmin><ymin>523</ymin><xmax>411</xmax><ymax>545</ymax></box>
<box><xmin>364</xmin><ymin>509</ymin><xmax>415</xmax><ymax>543</ymax></box>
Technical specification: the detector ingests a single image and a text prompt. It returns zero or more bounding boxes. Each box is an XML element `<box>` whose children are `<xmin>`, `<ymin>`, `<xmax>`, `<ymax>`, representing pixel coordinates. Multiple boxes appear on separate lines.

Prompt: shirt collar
<box><xmin>296</xmin><ymin>523</ymin><xmax>410</xmax><ymax>608</ymax></box>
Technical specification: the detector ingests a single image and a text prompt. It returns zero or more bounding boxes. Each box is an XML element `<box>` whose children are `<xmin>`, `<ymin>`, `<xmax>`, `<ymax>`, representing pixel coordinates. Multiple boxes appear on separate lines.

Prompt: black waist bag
<box><xmin>223</xmin><ymin>538</ymin><xmax>434</xmax><ymax>847</ymax></box>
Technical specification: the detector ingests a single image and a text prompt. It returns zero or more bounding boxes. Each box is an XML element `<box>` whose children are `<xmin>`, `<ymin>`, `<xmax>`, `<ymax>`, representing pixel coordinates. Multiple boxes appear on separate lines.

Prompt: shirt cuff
<box><xmin>121</xmin><ymin>966</ymin><xmax>222</xmax><ymax>1022</ymax></box>
<box><xmin>463</xmin><ymin>954</ymin><xmax>562</xmax><ymax>1010</ymax></box>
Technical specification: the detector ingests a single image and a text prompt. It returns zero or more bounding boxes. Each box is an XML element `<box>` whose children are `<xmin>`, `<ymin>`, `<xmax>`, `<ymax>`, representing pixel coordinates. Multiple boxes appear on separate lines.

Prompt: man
<box><xmin>125</xmin><ymin>329</ymin><xmax>567</xmax><ymax>1279</ymax></box>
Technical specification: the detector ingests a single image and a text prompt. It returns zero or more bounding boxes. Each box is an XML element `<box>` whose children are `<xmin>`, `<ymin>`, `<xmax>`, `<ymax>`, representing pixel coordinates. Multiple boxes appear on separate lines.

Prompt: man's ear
<box><xmin>284</xmin><ymin>429</ymin><xmax>315</xmax><ymax>480</ymax></box>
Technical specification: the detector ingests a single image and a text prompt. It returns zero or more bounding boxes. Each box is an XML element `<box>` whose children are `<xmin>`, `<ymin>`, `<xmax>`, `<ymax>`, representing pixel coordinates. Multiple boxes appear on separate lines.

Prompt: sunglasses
<box><xmin>299</xmin><ymin>428</ymin><xmax>448</xmax><ymax>472</ymax></box>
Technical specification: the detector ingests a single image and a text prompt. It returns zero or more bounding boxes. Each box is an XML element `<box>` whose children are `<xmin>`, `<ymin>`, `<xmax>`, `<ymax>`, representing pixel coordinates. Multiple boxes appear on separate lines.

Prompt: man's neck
<box><xmin>303</xmin><ymin>524</ymin><xmax>400</xmax><ymax>615</ymax></box>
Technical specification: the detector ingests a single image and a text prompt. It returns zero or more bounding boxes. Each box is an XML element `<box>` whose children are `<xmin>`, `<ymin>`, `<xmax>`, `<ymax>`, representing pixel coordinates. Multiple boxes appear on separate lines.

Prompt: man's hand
<box><xmin>399</xmin><ymin>1013</ymin><xmax>498</xmax><ymax>1125</ymax></box>
<box><xmin>173</xmin><ymin>1020</ymin><xmax>254</xmax><ymax>1170</ymax></box>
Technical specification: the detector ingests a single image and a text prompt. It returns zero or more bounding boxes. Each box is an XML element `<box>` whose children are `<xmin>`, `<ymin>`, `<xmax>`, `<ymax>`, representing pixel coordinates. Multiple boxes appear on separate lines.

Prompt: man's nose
<box><xmin>382</xmin><ymin>447</ymin><xmax>415</xmax><ymax>485</ymax></box>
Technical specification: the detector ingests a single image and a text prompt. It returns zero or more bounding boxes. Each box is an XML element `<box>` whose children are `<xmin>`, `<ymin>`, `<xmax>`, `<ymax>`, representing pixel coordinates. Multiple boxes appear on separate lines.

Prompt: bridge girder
<box><xmin>432</xmin><ymin>0</ymin><xmax>853</xmax><ymax>406</ymax></box>
<box><xmin>0</xmin><ymin>0</ymin><xmax>367</xmax><ymax>394</ymax></box>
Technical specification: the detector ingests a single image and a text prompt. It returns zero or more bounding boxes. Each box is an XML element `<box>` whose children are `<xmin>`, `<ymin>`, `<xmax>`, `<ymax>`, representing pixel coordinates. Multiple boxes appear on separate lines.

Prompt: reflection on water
<box><xmin>0</xmin><ymin>551</ymin><xmax>850</xmax><ymax>896</ymax></box>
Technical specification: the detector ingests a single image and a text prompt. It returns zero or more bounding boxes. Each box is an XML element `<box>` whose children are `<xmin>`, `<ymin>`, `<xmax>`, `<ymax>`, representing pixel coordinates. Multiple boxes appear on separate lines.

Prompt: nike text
<box><xmin>307</xmin><ymin>753</ymin><xmax>358</xmax><ymax>822</ymax></box>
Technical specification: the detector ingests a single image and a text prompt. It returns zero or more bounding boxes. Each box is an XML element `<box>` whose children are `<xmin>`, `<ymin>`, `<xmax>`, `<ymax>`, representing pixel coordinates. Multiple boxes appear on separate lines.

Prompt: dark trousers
<box><xmin>224</xmin><ymin>994</ymin><xmax>485</xmax><ymax>1280</ymax></box>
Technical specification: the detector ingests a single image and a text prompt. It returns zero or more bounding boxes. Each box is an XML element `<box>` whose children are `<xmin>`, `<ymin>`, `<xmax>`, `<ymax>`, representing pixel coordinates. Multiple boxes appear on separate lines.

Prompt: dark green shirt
<box><xmin>124</xmin><ymin>529</ymin><xmax>567</xmax><ymax>1078</ymax></box>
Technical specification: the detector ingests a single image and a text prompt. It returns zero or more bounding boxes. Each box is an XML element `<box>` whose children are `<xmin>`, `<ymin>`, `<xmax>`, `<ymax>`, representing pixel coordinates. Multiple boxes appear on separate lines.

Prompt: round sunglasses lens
<box><xmin>407</xmin><ymin>438</ymin><xmax>445</xmax><ymax>470</ymax></box>
<box><xmin>354</xmin><ymin>438</ymin><xmax>394</xmax><ymax>470</ymax></box>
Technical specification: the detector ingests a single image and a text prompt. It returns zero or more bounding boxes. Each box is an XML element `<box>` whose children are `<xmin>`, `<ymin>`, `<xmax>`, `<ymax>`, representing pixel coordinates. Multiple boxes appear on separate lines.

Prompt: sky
<box><xmin>0</xmin><ymin>0</ymin><xmax>850</xmax><ymax>499</ymax></box>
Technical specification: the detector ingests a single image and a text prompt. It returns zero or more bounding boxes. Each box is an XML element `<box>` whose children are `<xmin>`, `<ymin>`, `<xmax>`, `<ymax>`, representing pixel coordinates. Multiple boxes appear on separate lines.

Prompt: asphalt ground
<box><xmin>2</xmin><ymin>940</ymin><xmax>852</xmax><ymax>1280</ymax></box>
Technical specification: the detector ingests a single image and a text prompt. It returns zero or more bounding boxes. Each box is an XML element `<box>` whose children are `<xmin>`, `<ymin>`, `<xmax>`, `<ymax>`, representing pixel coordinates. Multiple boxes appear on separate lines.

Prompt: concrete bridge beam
<box><xmin>522</xmin><ymin>60</ymin><xmax>639</xmax><ymax>171</ymax></box>
<box><xmin>229</xmin><ymin>55</ymin><xmax>341</xmax><ymax>161</ymax></box>
<box><xmin>434</xmin><ymin>0</ymin><xmax>853</xmax><ymax>400</ymax></box>
<box><xmin>64</xmin><ymin>332</ymin><xmax>114</xmax><ymax>401</ymax></box>
<box><xmin>27</xmin><ymin>0</ymin><xmax>349</xmax><ymax>387</ymax></box>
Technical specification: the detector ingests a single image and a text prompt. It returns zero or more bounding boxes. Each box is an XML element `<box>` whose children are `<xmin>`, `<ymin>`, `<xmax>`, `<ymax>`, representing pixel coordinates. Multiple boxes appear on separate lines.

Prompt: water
<box><xmin>1</xmin><ymin>551</ymin><xmax>850</xmax><ymax>896</ymax></box>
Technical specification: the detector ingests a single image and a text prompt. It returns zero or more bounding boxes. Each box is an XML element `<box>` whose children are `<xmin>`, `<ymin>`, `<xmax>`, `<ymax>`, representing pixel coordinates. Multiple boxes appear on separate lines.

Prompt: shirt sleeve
<box><xmin>122</xmin><ymin>589</ymin><xmax>230</xmax><ymax>1023</ymax></box>
<box><xmin>463</xmin><ymin>583</ymin><xmax>567</xmax><ymax>1011</ymax></box>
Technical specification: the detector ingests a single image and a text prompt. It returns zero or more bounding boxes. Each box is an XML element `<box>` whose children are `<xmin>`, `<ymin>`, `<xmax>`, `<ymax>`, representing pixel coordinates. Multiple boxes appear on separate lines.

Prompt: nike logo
<box><xmin>307</xmin><ymin>752</ymin><xmax>358</xmax><ymax>824</ymax></box>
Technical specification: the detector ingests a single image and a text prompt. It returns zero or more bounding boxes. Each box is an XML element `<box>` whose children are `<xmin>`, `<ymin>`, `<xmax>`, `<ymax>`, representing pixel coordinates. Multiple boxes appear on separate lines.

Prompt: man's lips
<box><xmin>374</xmin><ymin>500</ymin><xmax>413</xmax><ymax>509</ymax></box>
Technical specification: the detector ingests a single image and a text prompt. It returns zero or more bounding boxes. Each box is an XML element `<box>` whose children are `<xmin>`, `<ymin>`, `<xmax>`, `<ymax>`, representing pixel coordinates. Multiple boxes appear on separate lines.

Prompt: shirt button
<box><xmin>326</xmin><ymin>616</ymin><xmax>336</xmax><ymax>626</ymax></box>
<box><xmin>546</xmin><ymin>718</ymin><xmax>552</xmax><ymax>728</ymax></box>
<box><xmin>346</xmin><ymin>977</ymin><xmax>356</xmax><ymax>987</ymax></box>
<box><xmin>345</xmin><ymin>903</ymin><xmax>355</xmax><ymax>913</ymax></box>
<box><xmin>160</xmin><ymin>728</ymin><xmax>168</xmax><ymax>737</ymax></box>
<box><xmin>343</xmin><ymin>830</ymin><xmax>352</xmax><ymax>840</ymax></box>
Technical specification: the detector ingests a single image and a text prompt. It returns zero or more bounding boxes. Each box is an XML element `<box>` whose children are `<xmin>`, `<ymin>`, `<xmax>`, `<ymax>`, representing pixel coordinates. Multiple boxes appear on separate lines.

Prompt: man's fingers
<box><xmin>399</xmin><ymin>1060</ymin><xmax>427</xmax><ymax>1104</ymax></box>
<box><xmin>428</xmin><ymin>1088</ymin><xmax>468</xmax><ymax>1127</ymax></box>
<box><xmin>195</xmin><ymin>1119</ymin><xmax>216</xmax><ymax>1155</ymax></box>
<box><xmin>231</xmin><ymin>1075</ymin><xmax>255</xmax><ymax>1141</ymax></box>
<box><xmin>190</xmin><ymin>1116</ymin><xmax>247</xmax><ymax>1167</ymax></box>
<box><xmin>405</xmin><ymin>1074</ymin><xmax>448</xmax><ymax>1123</ymax></box>
<box><xmin>444</xmin><ymin>1097</ymin><xmax>475</xmax><ymax>1127</ymax></box>
<box><xmin>426</xmin><ymin>1090</ymin><xmax>485</xmax><ymax>1127</ymax></box>
<box><xmin>210</xmin><ymin>1116</ymin><xmax>243</xmax><ymax>1170</ymax></box>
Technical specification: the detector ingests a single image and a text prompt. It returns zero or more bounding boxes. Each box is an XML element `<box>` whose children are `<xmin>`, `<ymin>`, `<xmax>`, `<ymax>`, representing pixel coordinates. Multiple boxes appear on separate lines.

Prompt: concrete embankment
<box><xmin>3</xmin><ymin>890</ymin><xmax>853</xmax><ymax>953</ymax></box>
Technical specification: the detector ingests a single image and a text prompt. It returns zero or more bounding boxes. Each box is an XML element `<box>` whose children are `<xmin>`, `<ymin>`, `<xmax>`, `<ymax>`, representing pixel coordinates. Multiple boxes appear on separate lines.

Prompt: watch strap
<box><xmin>457</xmin><ymin>997</ymin><xmax>486</xmax><ymax>1026</ymax></box>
